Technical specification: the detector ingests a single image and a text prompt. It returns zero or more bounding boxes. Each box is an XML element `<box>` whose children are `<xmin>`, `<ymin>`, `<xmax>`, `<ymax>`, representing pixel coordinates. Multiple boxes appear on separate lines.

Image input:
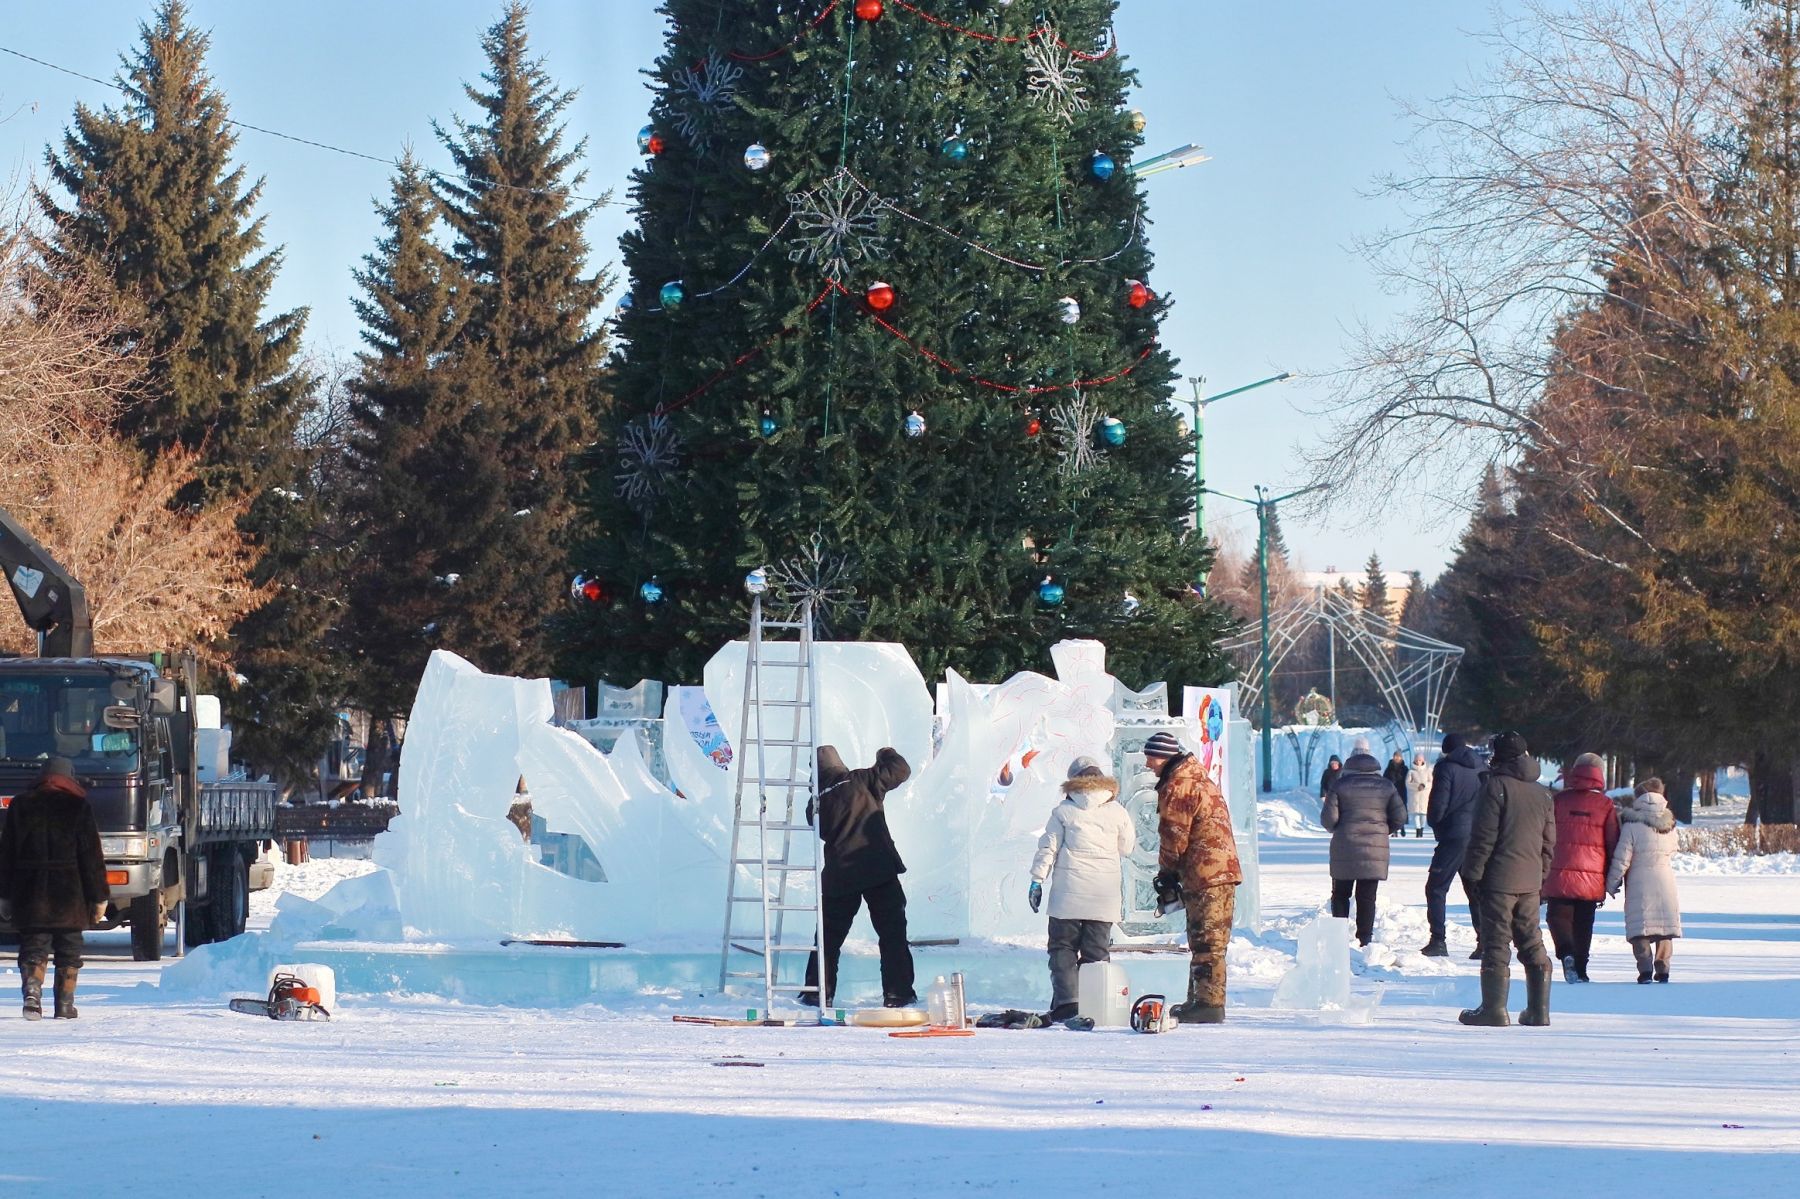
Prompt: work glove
<box><xmin>91</xmin><ymin>903</ymin><xmax>107</xmax><ymax>926</ymax></box>
<box><xmin>1027</xmin><ymin>881</ymin><xmax>1043</xmax><ymax>913</ymax></box>
<box><xmin>1152</xmin><ymin>870</ymin><xmax>1180</xmax><ymax>899</ymax></box>
<box><xmin>0</xmin><ymin>898</ymin><xmax>11</xmax><ymax>922</ymax></box>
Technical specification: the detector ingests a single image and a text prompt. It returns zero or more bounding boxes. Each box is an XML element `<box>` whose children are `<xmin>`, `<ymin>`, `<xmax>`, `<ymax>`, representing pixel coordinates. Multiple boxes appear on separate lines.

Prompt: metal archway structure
<box><xmin>1223</xmin><ymin>588</ymin><xmax>1464</xmax><ymax>735</ymax></box>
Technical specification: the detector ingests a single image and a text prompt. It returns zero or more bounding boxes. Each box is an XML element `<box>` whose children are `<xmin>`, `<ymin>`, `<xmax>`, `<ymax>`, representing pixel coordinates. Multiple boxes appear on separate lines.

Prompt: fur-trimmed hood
<box><xmin>1623</xmin><ymin>793</ymin><xmax>1676</xmax><ymax>834</ymax></box>
<box><xmin>1060</xmin><ymin>773</ymin><xmax>1119</xmax><ymax>809</ymax></box>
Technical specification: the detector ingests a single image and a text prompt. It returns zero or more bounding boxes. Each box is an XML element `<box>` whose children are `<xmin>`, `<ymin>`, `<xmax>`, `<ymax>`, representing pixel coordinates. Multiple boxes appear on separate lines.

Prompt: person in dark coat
<box><xmin>1382</xmin><ymin>752</ymin><xmax>1410</xmax><ymax>836</ymax></box>
<box><xmin>1320</xmin><ymin>752</ymin><xmax>1408</xmax><ymax>945</ymax></box>
<box><xmin>1318</xmin><ymin>755</ymin><xmax>1343</xmax><ymax>800</ymax></box>
<box><xmin>1459</xmin><ymin>732</ymin><xmax>1556</xmax><ymax>1028</ymax></box>
<box><xmin>1420</xmin><ymin>732</ymin><xmax>1487</xmax><ymax>958</ymax></box>
<box><xmin>802</xmin><ymin>744</ymin><xmax>916</xmax><ymax>1008</ymax></box>
<box><xmin>0</xmin><ymin>757</ymin><xmax>108</xmax><ymax>1020</ymax></box>
<box><xmin>1543</xmin><ymin>752</ymin><xmax>1620</xmax><ymax>983</ymax></box>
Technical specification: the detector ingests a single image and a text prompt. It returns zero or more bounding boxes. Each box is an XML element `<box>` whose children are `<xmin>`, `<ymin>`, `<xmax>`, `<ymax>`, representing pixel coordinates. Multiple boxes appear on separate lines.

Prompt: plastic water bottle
<box><xmin>926</xmin><ymin>975</ymin><xmax>954</xmax><ymax>1027</ymax></box>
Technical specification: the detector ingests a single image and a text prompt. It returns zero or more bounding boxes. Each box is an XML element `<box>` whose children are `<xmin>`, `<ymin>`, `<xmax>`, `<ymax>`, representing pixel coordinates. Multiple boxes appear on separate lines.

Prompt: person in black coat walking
<box><xmin>1321</xmin><ymin>752</ymin><xmax>1408</xmax><ymax>945</ymax></box>
<box><xmin>1459</xmin><ymin>732</ymin><xmax>1556</xmax><ymax>1028</ymax></box>
<box><xmin>0</xmin><ymin>757</ymin><xmax>108</xmax><ymax>1020</ymax></box>
<box><xmin>1318</xmin><ymin>755</ymin><xmax>1343</xmax><ymax>800</ymax></box>
<box><xmin>1420</xmin><ymin>733</ymin><xmax>1487</xmax><ymax>958</ymax></box>
<box><xmin>803</xmin><ymin>745</ymin><xmax>916</xmax><ymax>1008</ymax></box>
<box><xmin>1382</xmin><ymin>752</ymin><xmax>1410</xmax><ymax>835</ymax></box>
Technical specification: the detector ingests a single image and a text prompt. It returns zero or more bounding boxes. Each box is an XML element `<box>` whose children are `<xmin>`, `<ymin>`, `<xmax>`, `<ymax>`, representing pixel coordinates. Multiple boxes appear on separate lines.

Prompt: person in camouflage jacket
<box><xmin>1146</xmin><ymin>731</ymin><xmax>1241</xmax><ymax>1025</ymax></box>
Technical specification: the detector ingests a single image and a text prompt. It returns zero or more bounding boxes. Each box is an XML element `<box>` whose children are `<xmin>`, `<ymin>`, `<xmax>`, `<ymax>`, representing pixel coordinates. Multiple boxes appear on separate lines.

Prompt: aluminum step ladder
<box><xmin>717</xmin><ymin>596</ymin><xmax>827</xmax><ymax>1019</ymax></box>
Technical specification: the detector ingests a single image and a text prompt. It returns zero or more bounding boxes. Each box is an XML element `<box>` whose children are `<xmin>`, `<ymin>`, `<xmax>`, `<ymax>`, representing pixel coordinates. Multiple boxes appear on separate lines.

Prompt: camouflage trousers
<box><xmin>1183</xmin><ymin>884</ymin><xmax>1237</xmax><ymax>1008</ymax></box>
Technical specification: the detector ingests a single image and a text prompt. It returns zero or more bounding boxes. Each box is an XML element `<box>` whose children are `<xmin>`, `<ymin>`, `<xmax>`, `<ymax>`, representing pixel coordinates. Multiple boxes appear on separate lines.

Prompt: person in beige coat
<box><xmin>1605</xmin><ymin>778</ymin><xmax>1682</xmax><ymax>983</ymax></box>
<box><xmin>1406</xmin><ymin>753</ymin><xmax>1432</xmax><ymax>838</ymax></box>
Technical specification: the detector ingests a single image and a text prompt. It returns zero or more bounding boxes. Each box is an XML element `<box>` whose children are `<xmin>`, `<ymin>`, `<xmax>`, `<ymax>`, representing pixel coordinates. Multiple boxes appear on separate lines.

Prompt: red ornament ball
<box><xmin>1025</xmin><ymin>415</ymin><xmax>1043</xmax><ymax>438</ymax></box>
<box><xmin>855</xmin><ymin>0</ymin><xmax>885</xmax><ymax>20</ymax></box>
<box><xmin>866</xmin><ymin>280</ymin><xmax>896</xmax><ymax>311</ymax></box>
<box><xmin>647</xmin><ymin>133</ymin><xmax>667</xmax><ymax>156</ymax></box>
<box><xmin>571</xmin><ymin>574</ymin><xmax>608</xmax><ymax>604</ymax></box>
<box><xmin>1127</xmin><ymin>279</ymin><xmax>1152</xmax><ymax>309</ymax></box>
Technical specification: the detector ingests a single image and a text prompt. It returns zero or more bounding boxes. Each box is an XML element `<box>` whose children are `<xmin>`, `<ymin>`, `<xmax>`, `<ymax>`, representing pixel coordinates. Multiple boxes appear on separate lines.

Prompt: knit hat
<box><xmin>1067</xmin><ymin>755</ymin><xmax>1109</xmax><ymax>780</ymax></box>
<box><xmin>1352</xmin><ymin>736</ymin><xmax>1371</xmax><ymax>754</ymax></box>
<box><xmin>1634</xmin><ymin>777</ymin><xmax>1665</xmax><ymax>796</ymax></box>
<box><xmin>1142</xmin><ymin>731</ymin><xmax>1182</xmax><ymax>759</ymax></box>
<box><xmin>1490</xmin><ymin>731</ymin><xmax>1529</xmax><ymax>764</ymax></box>
<box><xmin>40</xmin><ymin>756</ymin><xmax>76</xmax><ymax>781</ymax></box>
<box><xmin>1442</xmin><ymin>732</ymin><xmax>1466</xmax><ymax>754</ymax></box>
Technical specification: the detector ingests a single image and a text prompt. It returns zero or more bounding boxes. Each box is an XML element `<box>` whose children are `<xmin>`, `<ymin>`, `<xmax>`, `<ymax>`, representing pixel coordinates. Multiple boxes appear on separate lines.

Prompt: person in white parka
<box><xmin>1029</xmin><ymin>756</ymin><xmax>1136</xmax><ymax>1022</ymax></box>
<box><xmin>1606</xmin><ymin>778</ymin><xmax>1682</xmax><ymax>983</ymax></box>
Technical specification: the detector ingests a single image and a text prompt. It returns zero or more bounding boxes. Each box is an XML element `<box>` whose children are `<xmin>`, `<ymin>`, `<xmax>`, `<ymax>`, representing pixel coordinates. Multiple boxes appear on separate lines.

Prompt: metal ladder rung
<box><xmin>748</xmin><ymin>778</ymin><xmax>811</xmax><ymax>788</ymax></box>
<box><xmin>759</xmin><ymin>699</ymin><xmax>812</xmax><ymax>708</ymax></box>
<box><xmin>766</xmin><ymin>944</ymin><xmax>818</xmax><ymax>953</ymax></box>
<box><xmin>758</xmin><ymin>822</ymin><xmax>813</xmax><ymax>832</ymax></box>
<box><xmin>762</xmin><ymin>620</ymin><xmax>808</xmax><ymax>630</ymax></box>
<box><xmin>751</xmin><ymin>739</ymin><xmax>812</xmax><ymax>748</ymax></box>
<box><xmin>770</xmin><ymin>983</ymin><xmax>820</xmax><ymax>993</ymax></box>
<box><xmin>729</xmin><ymin>898</ymin><xmax>818</xmax><ymax>912</ymax></box>
<box><xmin>730</xmin><ymin>859</ymin><xmax>817</xmax><ymax>870</ymax></box>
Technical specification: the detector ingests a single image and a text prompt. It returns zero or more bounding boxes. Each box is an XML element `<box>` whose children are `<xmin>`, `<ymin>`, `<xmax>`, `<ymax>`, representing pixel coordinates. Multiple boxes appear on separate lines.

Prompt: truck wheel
<box><xmin>215</xmin><ymin>849</ymin><xmax>248</xmax><ymax>940</ymax></box>
<box><xmin>129</xmin><ymin>890</ymin><xmax>165</xmax><ymax>961</ymax></box>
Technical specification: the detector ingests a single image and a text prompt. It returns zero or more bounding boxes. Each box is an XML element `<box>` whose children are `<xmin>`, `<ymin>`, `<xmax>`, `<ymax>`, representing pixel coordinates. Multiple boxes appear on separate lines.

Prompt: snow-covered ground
<box><xmin>3</xmin><ymin>803</ymin><xmax>1797</xmax><ymax>1196</ymax></box>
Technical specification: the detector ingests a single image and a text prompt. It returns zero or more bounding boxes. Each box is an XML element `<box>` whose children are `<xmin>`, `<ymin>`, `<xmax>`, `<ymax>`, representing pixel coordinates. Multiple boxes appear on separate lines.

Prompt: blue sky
<box><xmin>0</xmin><ymin>1</ymin><xmax>1495</xmax><ymax>578</ymax></box>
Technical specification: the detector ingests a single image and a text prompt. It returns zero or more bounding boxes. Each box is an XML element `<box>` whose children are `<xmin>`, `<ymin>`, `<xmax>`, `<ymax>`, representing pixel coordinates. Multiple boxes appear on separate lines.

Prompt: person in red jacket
<box><xmin>1542</xmin><ymin>752</ymin><xmax>1620</xmax><ymax>983</ymax></box>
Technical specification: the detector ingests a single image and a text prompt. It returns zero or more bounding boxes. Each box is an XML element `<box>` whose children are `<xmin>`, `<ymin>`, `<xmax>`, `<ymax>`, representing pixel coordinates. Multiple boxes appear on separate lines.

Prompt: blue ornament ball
<box><xmin>636</xmin><ymin>125</ymin><xmax>655</xmax><ymax>153</ymax></box>
<box><xmin>1038</xmin><ymin>577</ymin><xmax>1066</xmax><ymax>606</ymax></box>
<box><xmin>905</xmin><ymin>410</ymin><xmax>927</xmax><ymax>438</ymax></box>
<box><xmin>617</xmin><ymin>292</ymin><xmax>635</xmax><ymax>312</ymax></box>
<box><xmin>1100</xmin><ymin>416</ymin><xmax>1127</xmax><ymax>447</ymax></box>
<box><xmin>759</xmin><ymin>413</ymin><xmax>779</xmax><ymax>437</ymax></box>
<box><xmin>640</xmin><ymin>578</ymin><xmax>665</xmax><ymax>605</ymax></box>
<box><xmin>744</xmin><ymin>143</ymin><xmax>771</xmax><ymax>171</ymax></box>
<box><xmin>1089</xmin><ymin>150</ymin><xmax>1116</xmax><ymax>181</ymax></box>
<box><xmin>1120</xmin><ymin>591</ymin><xmax>1142</xmax><ymax>617</ymax></box>
<box><xmin>744</xmin><ymin>568</ymin><xmax>769</xmax><ymax>596</ymax></box>
<box><xmin>659</xmin><ymin>280</ymin><xmax>685</xmax><ymax>308</ymax></box>
<box><xmin>941</xmin><ymin>136</ymin><xmax>969</xmax><ymax>161</ymax></box>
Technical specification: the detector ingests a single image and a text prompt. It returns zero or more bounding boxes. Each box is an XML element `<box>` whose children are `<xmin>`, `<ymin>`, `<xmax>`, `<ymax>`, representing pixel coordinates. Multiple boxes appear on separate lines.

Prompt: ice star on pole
<box><xmin>1050</xmin><ymin>389</ymin><xmax>1105</xmax><ymax>479</ymax></box>
<box><xmin>615</xmin><ymin>410</ymin><xmax>683</xmax><ymax>510</ymax></box>
<box><xmin>1022</xmin><ymin>28</ymin><xmax>1089</xmax><ymax>125</ymax></box>
<box><xmin>670</xmin><ymin>50</ymin><xmax>743</xmax><ymax>150</ymax></box>
<box><xmin>767</xmin><ymin>533</ymin><xmax>864</xmax><ymax>637</ymax></box>
<box><xmin>786</xmin><ymin>169</ymin><xmax>889</xmax><ymax>280</ymax></box>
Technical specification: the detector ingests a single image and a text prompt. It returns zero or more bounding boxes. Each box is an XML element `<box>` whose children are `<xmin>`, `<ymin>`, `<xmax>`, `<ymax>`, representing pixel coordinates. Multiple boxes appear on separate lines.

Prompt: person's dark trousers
<box><xmin>1425</xmin><ymin>839</ymin><xmax>1481</xmax><ymax>944</ymax></box>
<box><xmin>17</xmin><ymin>930</ymin><xmax>83</xmax><ymax>974</ymax></box>
<box><xmin>804</xmin><ymin>879</ymin><xmax>915</xmax><ymax>1007</ymax></box>
<box><xmin>1046</xmin><ymin>917</ymin><xmax>1112</xmax><ymax>1009</ymax></box>
<box><xmin>1330</xmin><ymin>879</ymin><xmax>1380</xmax><ymax>946</ymax></box>
<box><xmin>1479</xmin><ymin>889</ymin><xmax>1551</xmax><ymax>972</ymax></box>
<box><xmin>1545</xmin><ymin>899</ymin><xmax>1598</xmax><ymax>973</ymax></box>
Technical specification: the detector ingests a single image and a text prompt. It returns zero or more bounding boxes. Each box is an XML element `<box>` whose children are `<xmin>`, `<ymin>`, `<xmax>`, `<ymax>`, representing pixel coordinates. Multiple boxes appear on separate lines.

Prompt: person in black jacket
<box><xmin>1318</xmin><ymin>756</ymin><xmax>1343</xmax><ymax>800</ymax></box>
<box><xmin>0</xmin><ymin>757</ymin><xmax>108</xmax><ymax>1020</ymax></box>
<box><xmin>1459</xmin><ymin>731</ymin><xmax>1556</xmax><ymax>1027</ymax></box>
<box><xmin>1420</xmin><ymin>733</ymin><xmax>1487</xmax><ymax>958</ymax></box>
<box><xmin>1382</xmin><ymin>752</ymin><xmax>1410</xmax><ymax>834</ymax></box>
<box><xmin>802</xmin><ymin>744</ymin><xmax>916</xmax><ymax>1008</ymax></box>
<box><xmin>1320</xmin><ymin>752</ymin><xmax>1408</xmax><ymax>945</ymax></box>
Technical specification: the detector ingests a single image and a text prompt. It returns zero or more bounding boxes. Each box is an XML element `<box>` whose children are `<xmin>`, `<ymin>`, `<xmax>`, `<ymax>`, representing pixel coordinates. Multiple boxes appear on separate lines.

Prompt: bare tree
<box><xmin>0</xmin><ymin>194</ymin><xmax>266</xmax><ymax>657</ymax></box>
<box><xmin>1311</xmin><ymin>0</ymin><xmax>1747</xmax><ymax>516</ymax></box>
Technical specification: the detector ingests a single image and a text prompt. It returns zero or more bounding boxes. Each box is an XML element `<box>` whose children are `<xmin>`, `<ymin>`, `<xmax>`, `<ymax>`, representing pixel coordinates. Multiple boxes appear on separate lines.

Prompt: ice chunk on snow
<box><xmin>1272</xmin><ymin>915</ymin><xmax>1353</xmax><ymax>1010</ymax></box>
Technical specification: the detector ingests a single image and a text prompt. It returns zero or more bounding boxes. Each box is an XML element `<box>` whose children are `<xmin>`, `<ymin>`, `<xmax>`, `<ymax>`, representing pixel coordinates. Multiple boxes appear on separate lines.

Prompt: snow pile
<box><xmin>1675</xmin><ymin>852</ymin><xmax>1800</xmax><ymax>876</ymax></box>
<box><xmin>249</xmin><ymin>856</ymin><xmax>379</xmax><ymax>922</ymax></box>
<box><xmin>1258</xmin><ymin>791</ymin><xmax>1326</xmax><ymax>837</ymax></box>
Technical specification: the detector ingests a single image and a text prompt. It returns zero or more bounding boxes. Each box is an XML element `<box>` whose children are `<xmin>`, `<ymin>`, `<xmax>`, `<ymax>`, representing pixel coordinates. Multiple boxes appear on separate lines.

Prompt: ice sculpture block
<box><xmin>1271</xmin><ymin>915</ymin><xmax>1352</xmax><ymax>1010</ymax></box>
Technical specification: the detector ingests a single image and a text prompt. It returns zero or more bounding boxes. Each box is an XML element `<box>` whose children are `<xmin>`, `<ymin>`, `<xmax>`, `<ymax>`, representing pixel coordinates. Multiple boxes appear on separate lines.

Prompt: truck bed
<box><xmin>196</xmin><ymin>781</ymin><xmax>279</xmax><ymax>844</ymax></box>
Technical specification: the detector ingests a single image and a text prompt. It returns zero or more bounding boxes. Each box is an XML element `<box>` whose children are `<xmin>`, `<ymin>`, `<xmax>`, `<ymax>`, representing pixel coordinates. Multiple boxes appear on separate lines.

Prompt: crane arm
<box><xmin>0</xmin><ymin>506</ymin><xmax>92</xmax><ymax>658</ymax></box>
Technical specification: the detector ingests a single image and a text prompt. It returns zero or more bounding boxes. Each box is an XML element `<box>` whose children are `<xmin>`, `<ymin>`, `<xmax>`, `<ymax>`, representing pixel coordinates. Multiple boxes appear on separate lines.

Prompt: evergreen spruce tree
<box><xmin>428</xmin><ymin>3</ymin><xmax>609</xmax><ymax>679</ymax></box>
<box><xmin>566</xmin><ymin>1</ymin><xmax>1234</xmax><ymax>689</ymax></box>
<box><xmin>1359</xmin><ymin>552</ymin><xmax>1390</xmax><ymax>626</ymax></box>
<box><xmin>37</xmin><ymin>0</ymin><xmax>307</xmax><ymax>485</ymax></box>
<box><xmin>35</xmin><ymin>0</ymin><xmax>337</xmax><ymax>785</ymax></box>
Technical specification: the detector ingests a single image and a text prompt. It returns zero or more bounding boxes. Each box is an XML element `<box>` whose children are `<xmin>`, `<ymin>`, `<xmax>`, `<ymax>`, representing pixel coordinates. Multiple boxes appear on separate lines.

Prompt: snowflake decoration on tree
<box><xmin>1050</xmin><ymin>389</ymin><xmax>1105</xmax><ymax>479</ymax></box>
<box><xmin>787</xmin><ymin>170</ymin><xmax>889</xmax><ymax>280</ymax></box>
<box><xmin>616</xmin><ymin>411</ymin><xmax>682</xmax><ymax>510</ymax></box>
<box><xmin>1022</xmin><ymin>28</ymin><xmax>1090</xmax><ymax>125</ymax></box>
<box><xmin>670</xmin><ymin>50</ymin><xmax>743</xmax><ymax>150</ymax></box>
<box><xmin>767</xmin><ymin>533</ymin><xmax>864</xmax><ymax>638</ymax></box>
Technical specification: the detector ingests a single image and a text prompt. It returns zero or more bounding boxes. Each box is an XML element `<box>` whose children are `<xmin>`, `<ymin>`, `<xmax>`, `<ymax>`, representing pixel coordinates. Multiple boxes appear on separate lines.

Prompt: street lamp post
<box><xmin>1183</xmin><ymin>372</ymin><xmax>1291</xmax><ymax>543</ymax></box>
<box><xmin>1206</xmin><ymin>481</ymin><xmax>1329</xmax><ymax>791</ymax></box>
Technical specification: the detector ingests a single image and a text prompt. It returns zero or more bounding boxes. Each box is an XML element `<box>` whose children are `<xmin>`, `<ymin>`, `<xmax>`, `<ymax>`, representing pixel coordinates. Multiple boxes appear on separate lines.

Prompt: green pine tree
<box><xmin>429</xmin><ymin>2</ymin><xmax>610</xmax><ymax>679</ymax></box>
<box><xmin>1359</xmin><ymin>552</ymin><xmax>1390</xmax><ymax>626</ymax></box>
<box><xmin>564</xmin><ymin>1</ymin><xmax>1235</xmax><ymax>690</ymax></box>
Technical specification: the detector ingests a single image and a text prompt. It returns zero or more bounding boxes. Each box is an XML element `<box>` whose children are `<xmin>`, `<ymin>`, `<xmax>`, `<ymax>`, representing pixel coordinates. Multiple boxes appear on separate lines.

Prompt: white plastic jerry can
<box><xmin>1077</xmin><ymin>961</ymin><xmax>1132</xmax><ymax>1026</ymax></box>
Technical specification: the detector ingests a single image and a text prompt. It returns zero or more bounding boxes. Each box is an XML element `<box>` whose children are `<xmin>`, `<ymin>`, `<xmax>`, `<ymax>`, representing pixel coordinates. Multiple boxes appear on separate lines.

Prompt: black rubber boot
<box><xmin>1170</xmin><ymin>1003</ymin><xmax>1225</xmax><ymax>1024</ymax></box>
<box><xmin>52</xmin><ymin>968</ymin><xmax>79</xmax><ymax>1020</ymax></box>
<box><xmin>1458</xmin><ymin>962</ymin><xmax>1510</xmax><ymax>1027</ymax></box>
<box><xmin>1518</xmin><ymin>963</ymin><xmax>1551</xmax><ymax>1027</ymax></box>
<box><xmin>1420</xmin><ymin>938</ymin><xmax>1449</xmax><ymax>958</ymax></box>
<box><xmin>1654</xmin><ymin>962</ymin><xmax>1670</xmax><ymax>983</ymax></box>
<box><xmin>1561</xmin><ymin>955</ymin><xmax>1579</xmax><ymax>985</ymax></box>
<box><xmin>21</xmin><ymin>960</ymin><xmax>45</xmax><ymax>1022</ymax></box>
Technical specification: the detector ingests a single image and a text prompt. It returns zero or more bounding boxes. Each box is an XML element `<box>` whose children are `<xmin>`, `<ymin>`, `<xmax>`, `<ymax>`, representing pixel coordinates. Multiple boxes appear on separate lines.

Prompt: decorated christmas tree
<box><xmin>563</xmin><ymin>0</ymin><xmax>1235</xmax><ymax>688</ymax></box>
